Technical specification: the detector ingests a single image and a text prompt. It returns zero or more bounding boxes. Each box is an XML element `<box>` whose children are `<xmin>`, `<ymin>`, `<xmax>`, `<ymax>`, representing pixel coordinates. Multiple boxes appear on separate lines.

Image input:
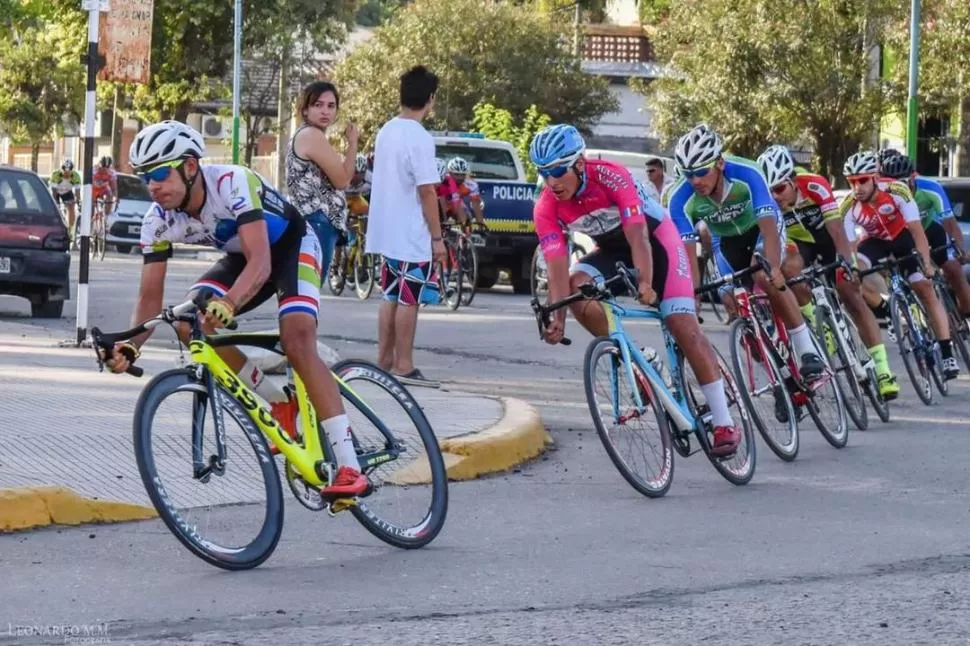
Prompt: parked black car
<box><xmin>0</xmin><ymin>165</ymin><xmax>71</xmax><ymax>317</ymax></box>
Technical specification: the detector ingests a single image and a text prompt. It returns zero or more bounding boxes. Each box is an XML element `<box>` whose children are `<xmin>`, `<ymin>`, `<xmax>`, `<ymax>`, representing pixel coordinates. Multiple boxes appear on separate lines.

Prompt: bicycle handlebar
<box><xmin>785</xmin><ymin>255</ymin><xmax>853</xmax><ymax>287</ymax></box>
<box><xmin>530</xmin><ymin>262</ymin><xmax>644</xmax><ymax>346</ymax></box>
<box><xmin>857</xmin><ymin>249</ymin><xmax>924</xmax><ymax>279</ymax></box>
<box><xmin>91</xmin><ymin>293</ymin><xmax>237</xmax><ymax>378</ymax></box>
<box><xmin>696</xmin><ymin>252</ymin><xmax>775</xmax><ymax>295</ymax></box>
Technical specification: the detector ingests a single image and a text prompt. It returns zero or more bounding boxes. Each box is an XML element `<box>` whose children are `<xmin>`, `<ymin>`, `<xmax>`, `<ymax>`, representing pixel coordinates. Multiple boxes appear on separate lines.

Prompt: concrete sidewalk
<box><xmin>0</xmin><ymin>324</ymin><xmax>551</xmax><ymax>532</ymax></box>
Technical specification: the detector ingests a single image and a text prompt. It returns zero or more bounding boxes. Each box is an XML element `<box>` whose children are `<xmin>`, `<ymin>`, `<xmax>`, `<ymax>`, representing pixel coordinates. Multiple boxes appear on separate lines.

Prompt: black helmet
<box><xmin>880</xmin><ymin>153</ymin><xmax>914</xmax><ymax>179</ymax></box>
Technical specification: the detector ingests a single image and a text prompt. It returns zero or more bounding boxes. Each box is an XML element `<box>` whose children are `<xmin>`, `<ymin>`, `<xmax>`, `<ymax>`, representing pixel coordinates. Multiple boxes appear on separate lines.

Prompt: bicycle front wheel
<box><xmin>459</xmin><ymin>241</ymin><xmax>478</xmax><ymax>307</ymax></box>
<box><xmin>133</xmin><ymin>368</ymin><xmax>284</xmax><ymax>570</ymax></box>
<box><xmin>584</xmin><ymin>337</ymin><xmax>674</xmax><ymax>498</ymax></box>
<box><xmin>729</xmin><ymin>317</ymin><xmax>799</xmax><ymax>462</ymax></box>
<box><xmin>355</xmin><ymin>251</ymin><xmax>376</xmax><ymax>300</ymax></box>
<box><xmin>333</xmin><ymin>360</ymin><xmax>449</xmax><ymax>549</ymax></box>
<box><xmin>937</xmin><ymin>280</ymin><xmax>970</xmax><ymax>372</ymax></box>
<box><xmin>818</xmin><ymin>306</ymin><xmax>867</xmax><ymax>431</ymax></box>
<box><xmin>804</xmin><ymin>329</ymin><xmax>849</xmax><ymax>449</ymax></box>
<box><xmin>891</xmin><ymin>293</ymin><xmax>933</xmax><ymax>405</ymax></box>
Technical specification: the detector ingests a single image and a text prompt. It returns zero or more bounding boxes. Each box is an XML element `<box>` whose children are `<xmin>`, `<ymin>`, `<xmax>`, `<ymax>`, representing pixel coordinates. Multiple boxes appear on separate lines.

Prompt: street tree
<box><xmin>333</xmin><ymin>0</ymin><xmax>617</xmax><ymax>147</ymax></box>
<box><xmin>472</xmin><ymin>102</ymin><xmax>552</xmax><ymax>182</ymax></box>
<box><xmin>0</xmin><ymin>23</ymin><xmax>84</xmax><ymax>170</ymax></box>
<box><xmin>644</xmin><ymin>0</ymin><xmax>905</xmax><ymax>182</ymax></box>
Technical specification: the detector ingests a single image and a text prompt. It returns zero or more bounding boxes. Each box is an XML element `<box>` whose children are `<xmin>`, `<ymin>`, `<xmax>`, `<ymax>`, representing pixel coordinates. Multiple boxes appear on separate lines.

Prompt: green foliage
<box><xmin>884</xmin><ymin>0</ymin><xmax>970</xmax><ymax>116</ymax></box>
<box><xmin>0</xmin><ymin>22</ymin><xmax>84</xmax><ymax>155</ymax></box>
<box><xmin>355</xmin><ymin>0</ymin><xmax>406</xmax><ymax>26</ymax></box>
<box><xmin>645</xmin><ymin>0</ymin><xmax>906</xmax><ymax>181</ymax></box>
<box><xmin>472</xmin><ymin>102</ymin><xmax>552</xmax><ymax>182</ymax></box>
<box><xmin>333</xmin><ymin>0</ymin><xmax>617</xmax><ymax>148</ymax></box>
<box><xmin>638</xmin><ymin>0</ymin><xmax>671</xmax><ymax>25</ymax></box>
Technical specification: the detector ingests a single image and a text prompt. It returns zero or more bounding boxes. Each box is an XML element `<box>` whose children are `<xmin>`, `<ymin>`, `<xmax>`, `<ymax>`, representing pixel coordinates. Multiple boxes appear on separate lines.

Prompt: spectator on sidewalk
<box><xmin>646</xmin><ymin>156</ymin><xmax>675</xmax><ymax>198</ymax></box>
<box><xmin>286</xmin><ymin>80</ymin><xmax>359</xmax><ymax>279</ymax></box>
<box><xmin>365</xmin><ymin>65</ymin><xmax>447</xmax><ymax>388</ymax></box>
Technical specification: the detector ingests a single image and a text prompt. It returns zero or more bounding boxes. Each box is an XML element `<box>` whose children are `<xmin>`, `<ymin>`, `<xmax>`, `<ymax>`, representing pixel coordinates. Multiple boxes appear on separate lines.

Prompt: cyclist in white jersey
<box><xmin>101</xmin><ymin>120</ymin><xmax>370</xmax><ymax>500</ymax></box>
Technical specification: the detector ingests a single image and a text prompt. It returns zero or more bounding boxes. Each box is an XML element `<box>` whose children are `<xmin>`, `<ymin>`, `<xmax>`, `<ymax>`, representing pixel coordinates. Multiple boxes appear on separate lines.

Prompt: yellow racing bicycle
<box><xmin>92</xmin><ymin>294</ymin><xmax>449</xmax><ymax>570</ymax></box>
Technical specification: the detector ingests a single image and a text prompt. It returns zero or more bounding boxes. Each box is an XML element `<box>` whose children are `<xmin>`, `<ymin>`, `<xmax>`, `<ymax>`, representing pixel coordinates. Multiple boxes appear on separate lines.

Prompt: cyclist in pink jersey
<box><xmin>531</xmin><ymin>124</ymin><xmax>741</xmax><ymax>456</ymax></box>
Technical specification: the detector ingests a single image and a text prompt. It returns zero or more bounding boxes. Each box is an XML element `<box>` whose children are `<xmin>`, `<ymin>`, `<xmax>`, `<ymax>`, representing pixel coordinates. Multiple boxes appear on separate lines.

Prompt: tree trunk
<box><xmin>111</xmin><ymin>85</ymin><xmax>124</xmax><ymax>164</ymax></box>
<box><xmin>275</xmin><ymin>48</ymin><xmax>291</xmax><ymax>193</ymax></box>
<box><xmin>955</xmin><ymin>95</ymin><xmax>970</xmax><ymax>177</ymax></box>
<box><xmin>31</xmin><ymin>143</ymin><xmax>39</xmax><ymax>173</ymax></box>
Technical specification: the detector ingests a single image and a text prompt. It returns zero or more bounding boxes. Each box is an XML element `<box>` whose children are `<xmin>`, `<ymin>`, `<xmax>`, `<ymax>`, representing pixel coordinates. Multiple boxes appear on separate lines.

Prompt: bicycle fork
<box><xmin>812</xmin><ymin>286</ymin><xmax>869</xmax><ymax>382</ymax></box>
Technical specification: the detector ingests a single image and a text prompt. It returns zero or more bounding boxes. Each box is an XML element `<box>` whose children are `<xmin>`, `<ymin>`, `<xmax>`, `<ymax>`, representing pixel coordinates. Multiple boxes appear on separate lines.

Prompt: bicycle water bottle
<box><xmin>642</xmin><ymin>346</ymin><xmax>672</xmax><ymax>389</ymax></box>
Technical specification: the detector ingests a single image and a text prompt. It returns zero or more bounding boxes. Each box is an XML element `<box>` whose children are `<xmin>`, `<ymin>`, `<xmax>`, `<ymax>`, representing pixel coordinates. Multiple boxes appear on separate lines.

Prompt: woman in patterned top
<box><xmin>285</xmin><ymin>81</ymin><xmax>359</xmax><ymax>278</ymax></box>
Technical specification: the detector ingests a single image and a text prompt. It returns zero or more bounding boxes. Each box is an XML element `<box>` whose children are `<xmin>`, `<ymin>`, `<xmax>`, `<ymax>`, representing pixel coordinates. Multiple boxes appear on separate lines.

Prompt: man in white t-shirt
<box><xmin>366</xmin><ymin>65</ymin><xmax>446</xmax><ymax>388</ymax></box>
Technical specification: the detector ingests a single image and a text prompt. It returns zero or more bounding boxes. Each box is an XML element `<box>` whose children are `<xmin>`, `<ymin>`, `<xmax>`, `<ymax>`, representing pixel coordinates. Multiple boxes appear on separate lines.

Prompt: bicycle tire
<box><xmin>919</xmin><ymin>296</ymin><xmax>948</xmax><ymax>397</ymax></box>
<box><xmin>728</xmin><ymin>317</ymin><xmax>799</xmax><ymax>462</ymax></box>
<box><xmin>328</xmin><ymin>257</ymin><xmax>347</xmax><ymax>296</ymax></box>
<box><xmin>679</xmin><ymin>346</ymin><xmax>756</xmax><ymax>485</ymax></box>
<box><xmin>584</xmin><ymin>337</ymin><xmax>674</xmax><ymax>498</ymax></box>
<box><xmin>804</xmin><ymin>329</ymin><xmax>849</xmax><ymax>448</ymax></box>
<box><xmin>818</xmin><ymin>306</ymin><xmax>867</xmax><ymax>431</ymax></box>
<box><xmin>935</xmin><ymin>280</ymin><xmax>970</xmax><ymax>373</ymax></box>
<box><xmin>459</xmin><ymin>241</ymin><xmax>478</xmax><ymax>307</ymax></box>
<box><xmin>133</xmin><ymin>368</ymin><xmax>284</xmax><ymax>570</ymax></box>
<box><xmin>443</xmin><ymin>249</ymin><xmax>463</xmax><ymax>311</ymax></box>
<box><xmin>843</xmin><ymin>311</ymin><xmax>891</xmax><ymax>423</ymax></box>
<box><xmin>890</xmin><ymin>293</ymin><xmax>933</xmax><ymax>405</ymax></box>
<box><xmin>702</xmin><ymin>255</ymin><xmax>726</xmax><ymax>323</ymax></box>
<box><xmin>332</xmin><ymin>360</ymin><xmax>449</xmax><ymax>549</ymax></box>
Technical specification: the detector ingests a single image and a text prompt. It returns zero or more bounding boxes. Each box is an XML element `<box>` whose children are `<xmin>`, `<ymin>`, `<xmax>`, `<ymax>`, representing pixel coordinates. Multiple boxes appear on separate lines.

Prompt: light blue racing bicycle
<box><xmin>531</xmin><ymin>262</ymin><xmax>757</xmax><ymax>497</ymax></box>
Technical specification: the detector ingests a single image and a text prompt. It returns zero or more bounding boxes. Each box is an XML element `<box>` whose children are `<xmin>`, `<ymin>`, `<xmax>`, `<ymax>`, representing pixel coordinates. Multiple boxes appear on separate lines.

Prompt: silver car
<box><xmin>106</xmin><ymin>173</ymin><xmax>153</xmax><ymax>254</ymax></box>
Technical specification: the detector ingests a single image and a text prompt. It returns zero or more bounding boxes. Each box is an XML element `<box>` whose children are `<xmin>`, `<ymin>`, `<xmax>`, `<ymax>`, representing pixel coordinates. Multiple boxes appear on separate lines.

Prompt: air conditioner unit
<box><xmin>200</xmin><ymin>115</ymin><xmax>230</xmax><ymax>140</ymax></box>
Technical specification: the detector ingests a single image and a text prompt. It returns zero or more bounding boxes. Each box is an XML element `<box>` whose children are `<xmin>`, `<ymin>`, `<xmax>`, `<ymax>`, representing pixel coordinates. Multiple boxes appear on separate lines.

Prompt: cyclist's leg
<box><xmin>782</xmin><ymin>239</ymin><xmax>814</xmax><ymax>322</ymax></box>
<box><xmin>567</xmin><ymin>248</ymin><xmax>627</xmax><ymax>337</ymax></box>
<box><xmin>750</xmin><ymin>219</ymin><xmax>824</xmax><ymax>376</ymax></box>
<box><xmin>712</xmin><ymin>234</ymin><xmax>739</xmax><ymax>316</ymax></box>
<box><xmin>928</xmin><ymin>221</ymin><xmax>970</xmax><ymax>316</ymax></box>
<box><xmin>652</xmin><ymin>218</ymin><xmax>740</xmax><ymax>453</ymax></box>
<box><xmin>277</xmin><ymin>224</ymin><xmax>368</xmax><ymax>493</ymax></box>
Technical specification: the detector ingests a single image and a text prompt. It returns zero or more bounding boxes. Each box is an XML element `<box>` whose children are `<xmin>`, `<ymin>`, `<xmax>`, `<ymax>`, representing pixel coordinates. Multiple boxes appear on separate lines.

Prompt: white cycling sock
<box><xmin>239</xmin><ymin>359</ymin><xmax>288</xmax><ymax>404</ymax></box>
<box><xmin>789</xmin><ymin>323</ymin><xmax>815</xmax><ymax>358</ymax></box>
<box><xmin>699</xmin><ymin>379</ymin><xmax>734</xmax><ymax>427</ymax></box>
<box><xmin>323</xmin><ymin>414</ymin><xmax>359</xmax><ymax>470</ymax></box>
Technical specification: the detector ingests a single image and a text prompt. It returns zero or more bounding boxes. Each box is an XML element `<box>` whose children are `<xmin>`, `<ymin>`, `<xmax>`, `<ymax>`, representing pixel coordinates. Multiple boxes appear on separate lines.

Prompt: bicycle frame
<box><xmin>601</xmin><ymin>300</ymin><xmax>697</xmax><ymax>433</ymax></box>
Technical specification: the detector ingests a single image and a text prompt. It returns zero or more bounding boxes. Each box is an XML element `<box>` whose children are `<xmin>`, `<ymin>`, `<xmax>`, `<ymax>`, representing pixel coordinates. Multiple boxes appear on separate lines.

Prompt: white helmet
<box><xmin>129</xmin><ymin>120</ymin><xmax>205</xmax><ymax>170</ymax></box>
<box><xmin>757</xmin><ymin>145</ymin><xmax>795</xmax><ymax>187</ymax></box>
<box><xmin>674</xmin><ymin>124</ymin><xmax>723</xmax><ymax>171</ymax></box>
<box><xmin>436</xmin><ymin>157</ymin><xmax>447</xmax><ymax>180</ymax></box>
<box><xmin>354</xmin><ymin>153</ymin><xmax>367</xmax><ymax>173</ymax></box>
<box><xmin>447</xmin><ymin>156</ymin><xmax>469</xmax><ymax>174</ymax></box>
<box><xmin>843</xmin><ymin>150</ymin><xmax>878</xmax><ymax>177</ymax></box>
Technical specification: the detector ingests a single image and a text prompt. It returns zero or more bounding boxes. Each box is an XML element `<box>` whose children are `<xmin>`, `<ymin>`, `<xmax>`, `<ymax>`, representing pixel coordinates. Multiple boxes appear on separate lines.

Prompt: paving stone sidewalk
<box><xmin>0</xmin><ymin>327</ymin><xmax>503</xmax><ymax>508</ymax></box>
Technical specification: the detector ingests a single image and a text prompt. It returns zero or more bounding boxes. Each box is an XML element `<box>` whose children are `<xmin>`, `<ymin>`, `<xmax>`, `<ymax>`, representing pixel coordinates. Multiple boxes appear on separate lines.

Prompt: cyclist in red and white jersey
<box><xmin>531</xmin><ymin>123</ymin><xmax>742</xmax><ymax>457</ymax></box>
<box><xmin>446</xmin><ymin>156</ymin><xmax>486</xmax><ymax>230</ymax></box>
<box><xmin>840</xmin><ymin>150</ymin><xmax>959</xmax><ymax>379</ymax></box>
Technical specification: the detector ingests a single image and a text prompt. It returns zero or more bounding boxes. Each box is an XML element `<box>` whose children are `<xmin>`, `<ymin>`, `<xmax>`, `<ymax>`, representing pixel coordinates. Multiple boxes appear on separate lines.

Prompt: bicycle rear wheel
<box><xmin>442</xmin><ymin>248</ymin><xmax>463</xmax><ymax>310</ymax></box>
<box><xmin>679</xmin><ymin>346</ymin><xmax>756</xmax><ymax>485</ymax></box>
<box><xmin>817</xmin><ymin>306</ymin><xmax>867</xmax><ymax>431</ymax></box>
<box><xmin>584</xmin><ymin>337</ymin><xmax>674</xmax><ymax>498</ymax></box>
<box><xmin>333</xmin><ymin>360</ymin><xmax>449</xmax><ymax>549</ymax></box>
<box><xmin>935</xmin><ymin>280</ymin><xmax>970</xmax><ymax>372</ymax></box>
<box><xmin>459</xmin><ymin>240</ymin><xmax>478</xmax><ymax>307</ymax></box>
<box><xmin>891</xmin><ymin>293</ymin><xmax>933</xmax><ymax>405</ymax></box>
<box><xmin>729</xmin><ymin>317</ymin><xmax>799</xmax><ymax>461</ymax></box>
<box><xmin>133</xmin><ymin>368</ymin><xmax>284</xmax><ymax>570</ymax></box>
<box><xmin>844</xmin><ymin>312</ymin><xmax>891</xmax><ymax>423</ymax></box>
<box><xmin>354</xmin><ymin>251</ymin><xmax>376</xmax><ymax>300</ymax></box>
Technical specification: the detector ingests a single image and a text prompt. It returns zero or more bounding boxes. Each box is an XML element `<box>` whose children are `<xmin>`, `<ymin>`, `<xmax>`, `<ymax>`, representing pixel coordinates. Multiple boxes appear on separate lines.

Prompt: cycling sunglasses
<box><xmin>680</xmin><ymin>160</ymin><xmax>718</xmax><ymax>179</ymax></box>
<box><xmin>137</xmin><ymin>159</ymin><xmax>185</xmax><ymax>184</ymax></box>
<box><xmin>537</xmin><ymin>164</ymin><xmax>572</xmax><ymax>179</ymax></box>
<box><xmin>846</xmin><ymin>175</ymin><xmax>874</xmax><ymax>188</ymax></box>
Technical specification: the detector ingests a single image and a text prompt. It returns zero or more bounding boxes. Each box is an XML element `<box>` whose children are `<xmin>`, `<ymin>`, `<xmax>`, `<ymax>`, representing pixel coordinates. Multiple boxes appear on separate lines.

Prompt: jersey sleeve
<box><xmin>590</xmin><ymin>163</ymin><xmax>645</xmax><ymax>230</ymax></box>
<box><xmin>799</xmin><ymin>175</ymin><xmax>840</xmax><ymax>220</ymax></box>
<box><xmin>533</xmin><ymin>191</ymin><xmax>567</xmax><ymax>260</ymax></box>
<box><xmin>726</xmin><ymin>158</ymin><xmax>778</xmax><ymax>221</ymax></box>
<box><xmin>463</xmin><ymin>179</ymin><xmax>481</xmax><ymax>200</ymax></box>
<box><xmin>662</xmin><ymin>178</ymin><xmax>697</xmax><ymax>236</ymax></box>
<box><xmin>888</xmin><ymin>181</ymin><xmax>920</xmax><ymax>224</ymax></box>
<box><xmin>839</xmin><ymin>196</ymin><xmax>859</xmax><ymax>242</ymax></box>
<box><xmin>916</xmin><ymin>177</ymin><xmax>954</xmax><ymax>220</ymax></box>
<box><xmin>215</xmin><ymin>168</ymin><xmax>265</xmax><ymax>226</ymax></box>
<box><xmin>139</xmin><ymin>205</ymin><xmax>174</xmax><ymax>264</ymax></box>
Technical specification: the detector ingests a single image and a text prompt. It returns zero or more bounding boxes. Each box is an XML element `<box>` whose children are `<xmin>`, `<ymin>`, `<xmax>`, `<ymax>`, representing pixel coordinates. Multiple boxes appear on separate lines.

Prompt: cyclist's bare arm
<box><xmin>225</xmin><ymin>219</ymin><xmax>271</xmax><ymax>309</ymax></box>
<box><xmin>127</xmin><ymin>261</ymin><xmax>168</xmax><ymax>350</ymax></box>
<box><xmin>943</xmin><ymin>218</ymin><xmax>966</xmax><ymax>255</ymax></box>
<box><xmin>907</xmin><ymin>221</ymin><xmax>935</xmax><ymax>275</ymax></box>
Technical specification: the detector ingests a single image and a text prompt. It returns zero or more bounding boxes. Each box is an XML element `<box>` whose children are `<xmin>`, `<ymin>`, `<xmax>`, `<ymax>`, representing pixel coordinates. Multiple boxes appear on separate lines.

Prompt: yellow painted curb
<box><xmin>385</xmin><ymin>397</ymin><xmax>553</xmax><ymax>485</ymax></box>
<box><xmin>0</xmin><ymin>487</ymin><xmax>157</xmax><ymax>533</ymax></box>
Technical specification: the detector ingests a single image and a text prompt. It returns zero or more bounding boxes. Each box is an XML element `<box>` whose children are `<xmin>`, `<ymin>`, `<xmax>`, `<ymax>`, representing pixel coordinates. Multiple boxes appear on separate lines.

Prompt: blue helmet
<box><xmin>529</xmin><ymin>124</ymin><xmax>586</xmax><ymax>170</ymax></box>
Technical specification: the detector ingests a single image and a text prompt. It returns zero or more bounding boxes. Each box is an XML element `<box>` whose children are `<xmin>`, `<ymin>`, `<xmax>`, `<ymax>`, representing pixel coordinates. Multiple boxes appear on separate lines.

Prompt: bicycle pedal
<box><xmin>325</xmin><ymin>497</ymin><xmax>358</xmax><ymax>516</ymax></box>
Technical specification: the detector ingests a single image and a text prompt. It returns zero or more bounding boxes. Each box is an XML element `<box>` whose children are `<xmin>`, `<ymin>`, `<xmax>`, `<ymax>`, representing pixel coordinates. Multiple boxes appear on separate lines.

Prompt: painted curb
<box><xmin>0</xmin><ymin>487</ymin><xmax>157</xmax><ymax>533</ymax></box>
<box><xmin>385</xmin><ymin>397</ymin><xmax>553</xmax><ymax>485</ymax></box>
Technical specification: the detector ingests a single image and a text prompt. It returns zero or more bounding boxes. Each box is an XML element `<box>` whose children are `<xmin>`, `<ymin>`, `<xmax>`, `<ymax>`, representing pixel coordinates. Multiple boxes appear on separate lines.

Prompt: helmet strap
<box><xmin>176</xmin><ymin>160</ymin><xmax>200</xmax><ymax>213</ymax></box>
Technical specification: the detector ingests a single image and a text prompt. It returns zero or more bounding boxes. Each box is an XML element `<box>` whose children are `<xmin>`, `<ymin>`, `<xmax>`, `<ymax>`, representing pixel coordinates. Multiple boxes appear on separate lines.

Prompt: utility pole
<box><xmin>231</xmin><ymin>0</ymin><xmax>242</xmax><ymax>164</ymax></box>
<box><xmin>905</xmin><ymin>0</ymin><xmax>921</xmax><ymax>164</ymax></box>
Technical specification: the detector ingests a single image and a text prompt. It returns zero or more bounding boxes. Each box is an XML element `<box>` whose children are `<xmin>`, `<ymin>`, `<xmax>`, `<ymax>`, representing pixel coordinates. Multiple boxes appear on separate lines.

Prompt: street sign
<box><xmin>81</xmin><ymin>0</ymin><xmax>110</xmax><ymax>11</ymax></box>
<box><xmin>98</xmin><ymin>0</ymin><xmax>155</xmax><ymax>85</ymax></box>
